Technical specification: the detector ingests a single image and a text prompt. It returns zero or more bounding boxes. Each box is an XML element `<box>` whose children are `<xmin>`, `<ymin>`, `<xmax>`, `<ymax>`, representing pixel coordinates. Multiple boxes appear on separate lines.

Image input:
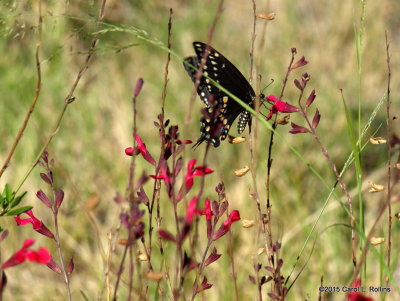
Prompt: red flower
<box><xmin>177</xmin><ymin>160</ymin><xmax>214</xmax><ymax>201</ymax></box>
<box><xmin>1</xmin><ymin>239</ymin><xmax>51</xmax><ymax>269</ymax></box>
<box><xmin>347</xmin><ymin>279</ymin><xmax>373</xmax><ymax>301</ymax></box>
<box><xmin>125</xmin><ymin>135</ymin><xmax>156</xmax><ymax>166</ymax></box>
<box><xmin>223</xmin><ymin>210</ymin><xmax>241</xmax><ymax>228</ymax></box>
<box><xmin>193</xmin><ymin>166</ymin><xmax>214</xmax><ymax>177</ymax></box>
<box><xmin>186</xmin><ymin>197</ymin><xmax>199</xmax><ymax>224</ymax></box>
<box><xmin>198</xmin><ymin>198</ymin><xmax>213</xmax><ymax>221</ymax></box>
<box><xmin>266</xmin><ymin>94</ymin><xmax>299</xmax><ymax>120</ymax></box>
<box><xmin>14</xmin><ymin>210</ymin><xmax>54</xmax><ymax>239</ymax></box>
<box><xmin>185</xmin><ymin>159</ymin><xmax>214</xmax><ymax>190</ymax></box>
<box><xmin>150</xmin><ymin>159</ymin><xmax>173</xmax><ymax>198</ymax></box>
<box><xmin>212</xmin><ymin>210</ymin><xmax>241</xmax><ymax>240</ymax></box>
<box><xmin>185</xmin><ymin>159</ymin><xmax>197</xmax><ymax>190</ymax></box>
<box><xmin>150</xmin><ymin>159</ymin><xmax>170</xmax><ymax>184</ymax></box>
<box><xmin>196</xmin><ymin>198</ymin><xmax>214</xmax><ymax>238</ymax></box>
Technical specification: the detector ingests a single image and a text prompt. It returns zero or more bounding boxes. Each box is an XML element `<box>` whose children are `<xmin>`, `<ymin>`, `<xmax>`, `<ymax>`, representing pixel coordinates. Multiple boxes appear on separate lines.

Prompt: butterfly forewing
<box><xmin>183</xmin><ymin>56</ymin><xmax>212</xmax><ymax>108</ymax></box>
<box><xmin>184</xmin><ymin>42</ymin><xmax>256</xmax><ymax>147</ymax></box>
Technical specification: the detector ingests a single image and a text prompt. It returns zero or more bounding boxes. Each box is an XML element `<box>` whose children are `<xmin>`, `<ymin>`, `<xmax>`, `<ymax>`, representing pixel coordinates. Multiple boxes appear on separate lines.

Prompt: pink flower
<box><xmin>266</xmin><ymin>94</ymin><xmax>299</xmax><ymax>120</ymax></box>
<box><xmin>125</xmin><ymin>135</ymin><xmax>156</xmax><ymax>166</ymax></box>
<box><xmin>14</xmin><ymin>210</ymin><xmax>54</xmax><ymax>239</ymax></box>
<box><xmin>1</xmin><ymin>239</ymin><xmax>51</xmax><ymax>269</ymax></box>
<box><xmin>212</xmin><ymin>210</ymin><xmax>241</xmax><ymax>240</ymax></box>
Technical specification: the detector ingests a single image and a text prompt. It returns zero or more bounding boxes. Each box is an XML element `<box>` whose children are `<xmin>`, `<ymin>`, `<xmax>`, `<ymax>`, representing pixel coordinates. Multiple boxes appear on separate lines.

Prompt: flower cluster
<box><xmin>1</xmin><ymin>152</ymin><xmax>73</xmax><ymax>277</ymax></box>
<box><xmin>1</xmin><ymin>239</ymin><xmax>51</xmax><ymax>269</ymax></box>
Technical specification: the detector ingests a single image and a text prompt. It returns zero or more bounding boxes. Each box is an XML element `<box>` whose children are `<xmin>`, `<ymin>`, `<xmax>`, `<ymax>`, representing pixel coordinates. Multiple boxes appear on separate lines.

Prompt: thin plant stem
<box><xmin>113</xmin><ymin>243</ymin><xmax>129</xmax><ymax>301</ymax></box>
<box><xmin>384</xmin><ymin>30</ymin><xmax>392</xmax><ymax>286</ymax></box>
<box><xmin>128</xmin><ymin>247</ymin><xmax>134</xmax><ymax>301</ymax></box>
<box><xmin>263</xmin><ymin>51</ymin><xmax>296</xmax><ymax>299</ymax></box>
<box><xmin>355</xmin><ymin>0</ymin><xmax>367</xmax><ymax>280</ymax></box>
<box><xmin>255</xmin><ymin>0</ymin><xmax>271</xmax><ymax>71</ymax></box>
<box><xmin>190</xmin><ymin>205</ymin><xmax>221</xmax><ymax>301</ymax></box>
<box><xmin>227</xmin><ymin>222</ymin><xmax>239</xmax><ymax>301</ymax></box>
<box><xmin>338</xmin><ymin>90</ymin><xmax>358</xmax><ymax>267</ymax></box>
<box><xmin>265</xmin><ymin>50</ymin><xmax>296</xmax><ymax>260</ymax></box>
<box><xmin>248</xmin><ymin>2</ymin><xmax>266</xmax><ymax>300</ymax></box>
<box><xmin>113</xmin><ymin>76</ymin><xmax>146</xmax><ymax>299</ymax></box>
<box><xmin>51</xmin><ymin>189</ymin><xmax>72</xmax><ymax>301</ymax></box>
<box><xmin>297</xmin><ymin>87</ymin><xmax>356</xmax><ymax>267</ymax></box>
<box><xmin>148</xmin><ymin>8</ymin><xmax>173</xmax><ymax>261</ymax></box>
<box><xmin>249</xmin><ymin>0</ymin><xmax>257</xmax><ymax>85</ymax></box>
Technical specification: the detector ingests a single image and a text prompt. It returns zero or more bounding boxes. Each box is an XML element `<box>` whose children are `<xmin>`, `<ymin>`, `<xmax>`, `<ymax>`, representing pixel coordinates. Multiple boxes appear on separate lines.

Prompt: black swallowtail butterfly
<box><xmin>184</xmin><ymin>42</ymin><xmax>261</xmax><ymax>148</ymax></box>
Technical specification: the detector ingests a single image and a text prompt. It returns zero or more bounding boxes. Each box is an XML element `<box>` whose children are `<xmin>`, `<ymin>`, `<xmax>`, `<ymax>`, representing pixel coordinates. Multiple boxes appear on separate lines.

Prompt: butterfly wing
<box><xmin>184</xmin><ymin>42</ymin><xmax>255</xmax><ymax>147</ymax></box>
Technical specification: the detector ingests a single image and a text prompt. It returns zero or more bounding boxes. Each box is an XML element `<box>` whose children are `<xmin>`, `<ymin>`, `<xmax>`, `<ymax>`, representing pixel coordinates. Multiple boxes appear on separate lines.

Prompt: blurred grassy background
<box><xmin>1</xmin><ymin>0</ymin><xmax>399</xmax><ymax>300</ymax></box>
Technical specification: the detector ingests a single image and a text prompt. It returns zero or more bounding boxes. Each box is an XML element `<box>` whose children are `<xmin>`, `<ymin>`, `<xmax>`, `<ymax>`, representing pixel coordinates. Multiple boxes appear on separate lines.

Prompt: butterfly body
<box><xmin>184</xmin><ymin>42</ymin><xmax>256</xmax><ymax>148</ymax></box>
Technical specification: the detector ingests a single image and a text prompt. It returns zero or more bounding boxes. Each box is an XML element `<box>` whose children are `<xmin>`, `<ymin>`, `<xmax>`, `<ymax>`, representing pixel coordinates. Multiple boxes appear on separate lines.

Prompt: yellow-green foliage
<box><xmin>0</xmin><ymin>0</ymin><xmax>399</xmax><ymax>300</ymax></box>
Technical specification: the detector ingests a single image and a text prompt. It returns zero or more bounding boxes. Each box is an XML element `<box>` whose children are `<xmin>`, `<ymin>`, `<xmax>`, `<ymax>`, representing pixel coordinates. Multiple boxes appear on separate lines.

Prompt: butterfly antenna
<box><xmin>261</xmin><ymin>78</ymin><xmax>274</xmax><ymax>95</ymax></box>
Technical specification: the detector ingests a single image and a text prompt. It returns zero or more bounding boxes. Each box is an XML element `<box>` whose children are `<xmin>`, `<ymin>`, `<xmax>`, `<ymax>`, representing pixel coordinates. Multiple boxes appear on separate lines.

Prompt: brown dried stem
<box><xmin>248</xmin><ymin>2</ymin><xmax>267</xmax><ymax>301</ymax></box>
<box><xmin>265</xmin><ymin>50</ymin><xmax>296</xmax><ymax>251</ymax></box>
<box><xmin>147</xmin><ymin>7</ymin><xmax>173</xmax><ymax>263</ymax></box>
<box><xmin>262</xmin><ymin>50</ymin><xmax>297</xmax><ymax>300</ymax></box>
<box><xmin>0</xmin><ymin>0</ymin><xmax>44</xmax><ymax>179</ymax></box>
<box><xmin>249</xmin><ymin>0</ymin><xmax>257</xmax><ymax>85</ymax></box>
